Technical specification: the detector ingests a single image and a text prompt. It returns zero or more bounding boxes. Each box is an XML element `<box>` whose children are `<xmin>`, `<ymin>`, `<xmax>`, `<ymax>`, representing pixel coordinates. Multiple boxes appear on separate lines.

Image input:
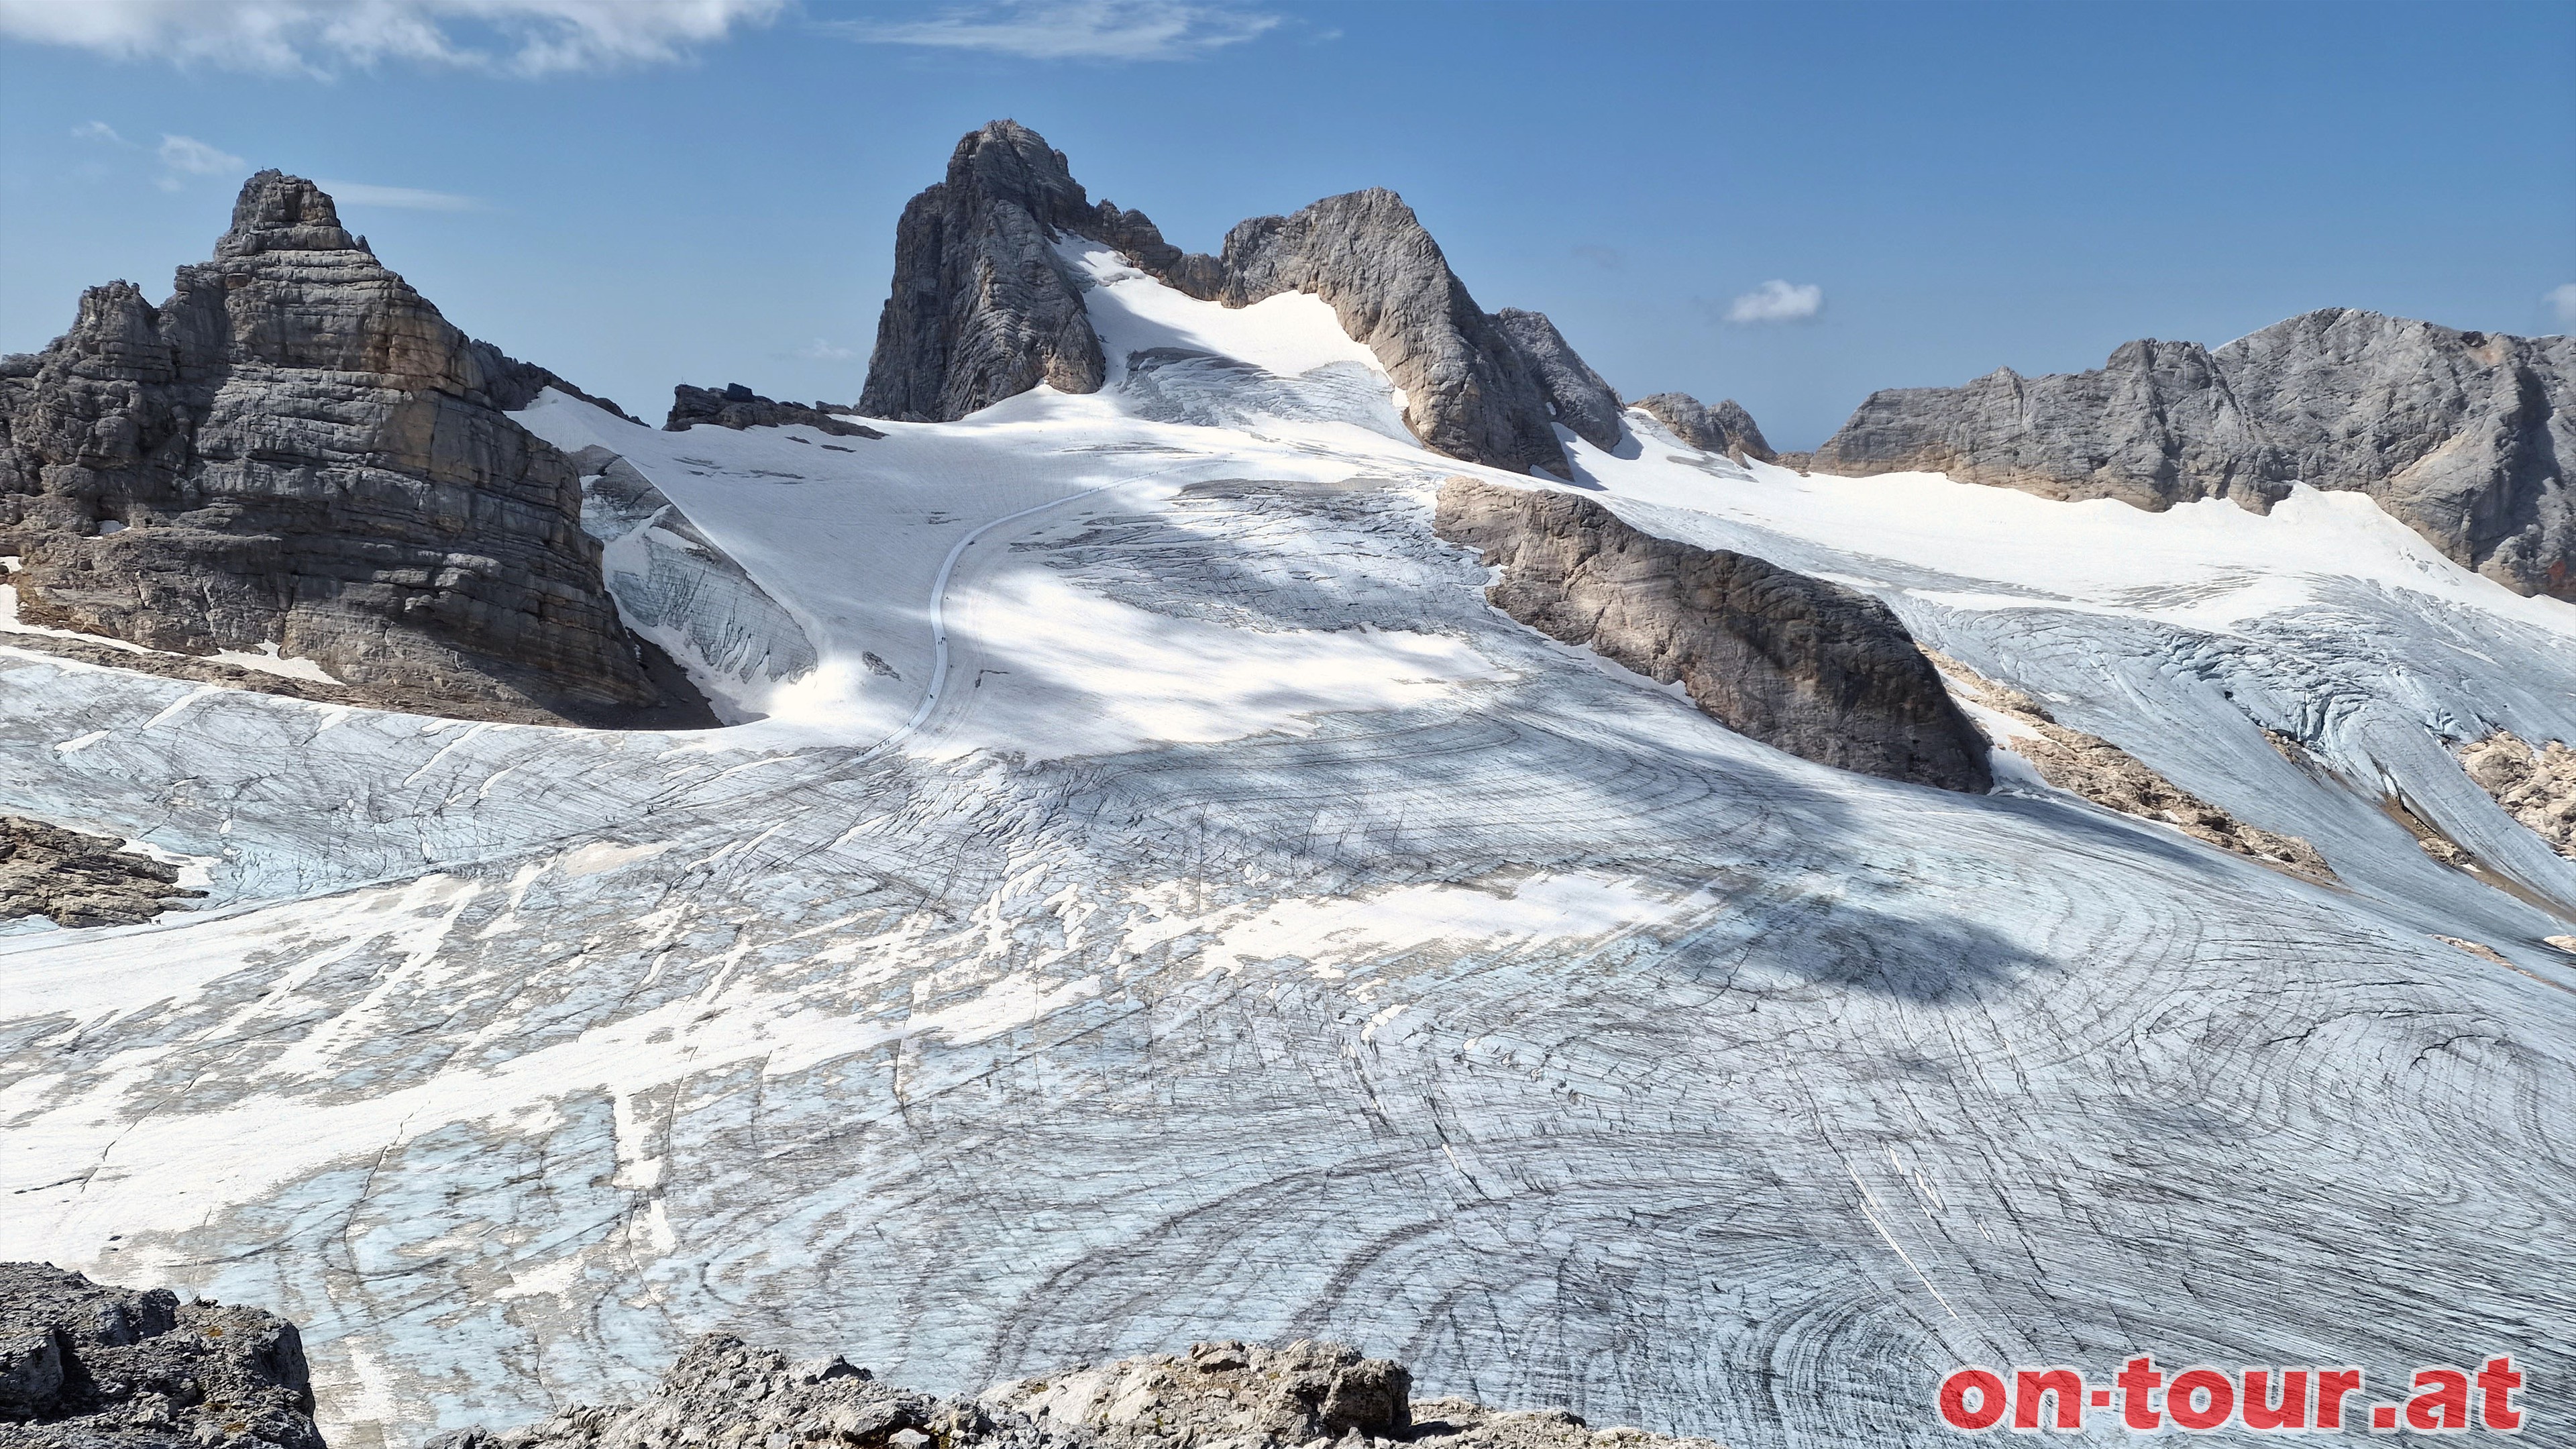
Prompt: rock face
<box><xmin>860</xmin><ymin>120</ymin><xmax>1585</xmax><ymax>478</ymax></box>
<box><xmin>0</xmin><ymin>816</ymin><xmax>205</xmax><ymax>928</ymax></box>
<box><xmin>1491</xmin><ymin>309</ymin><xmax>1625</xmax><ymax>454</ymax></box>
<box><xmin>2459</xmin><ymin>731</ymin><xmax>2576</xmax><ymax>860</ymax></box>
<box><xmin>667</xmin><ymin>383</ymin><xmax>885</xmax><ymax>438</ymax></box>
<box><xmin>0</xmin><ymin>171</ymin><xmax>683</xmax><ymax>725</ymax></box>
<box><xmin>1631</xmin><ymin>393</ymin><xmax>1775</xmax><ymax>464</ymax></box>
<box><xmin>1436</xmin><ymin>478</ymin><xmax>1992</xmax><ymax>792</ymax></box>
<box><xmin>1929</xmin><ymin>652</ymin><xmax>2334</xmax><ymax>881</ymax></box>
<box><xmin>434</xmin><ymin>1334</ymin><xmax>1720</xmax><ymax>1449</ymax></box>
<box><xmin>0</xmin><ymin>1263</ymin><xmax>319</xmax><ymax>1448</ymax></box>
<box><xmin>1795</xmin><ymin>309</ymin><xmax>2576</xmax><ymax>598</ymax></box>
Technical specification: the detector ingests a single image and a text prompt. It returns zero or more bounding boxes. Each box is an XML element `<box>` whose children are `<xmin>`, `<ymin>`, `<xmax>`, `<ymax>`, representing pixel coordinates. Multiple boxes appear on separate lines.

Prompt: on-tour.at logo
<box><xmin>1937</xmin><ymin>1356</ymin><xmax>2526</xmax><ymax>1434</ymax></box>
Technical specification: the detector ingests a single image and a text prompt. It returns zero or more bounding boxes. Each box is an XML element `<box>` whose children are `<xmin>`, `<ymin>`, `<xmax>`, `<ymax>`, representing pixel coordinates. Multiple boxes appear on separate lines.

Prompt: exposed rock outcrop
<box><xmin>1631</xmin><ymin>393</ymin><xmax>1775</xmax><ymax>464</ymax></box>
<box><xmin>1436</xmin><ymin>477</ymin><xmax>1992</xmax><ymax>792</ymax></box>
<box><xmin>1491</xmin><ymin>309</ymin><xmax>1625</xmax><ymax>453</ymax></box>
<box><xmin>1794</xmin><ymin>309</ymin><xmax>2576</xmax><ymax>598</ymax></box>
<box><xmin>860</xmin><ymin>121</ymin><xmax>1585</xmax><ymax>478</ymax></box>
<box><xmin>668</xmin><ymin>384</ymin><xmax>884</xmax><ymax>438</ymax></box>
<box><xmin>433</xmin><ymin>1334</ymin><xmax>1721</xmax><ymax>1449</ymax></box>
<box><xmin>2459</xmin><ymin>731</ymin><xmax>2576</xmax><ymax>860</ymax></box>
<box><xmin>0</xmin><ymin>1263</ymin><xmax>319</xmax><ymax>1448</ymax></box>
<box><xmin>0</xmin><ymin>171</ymin><xmax>690</xmax><ymax>725</ymax></box>
<box><xmin>0</xmin><ymin>816</ymin><xmax>205</xmax><ymax>928</ymax></box>
<box><xmin>1931</xmin><ymin>651</ymin><xmax>2334</xmax><ymax>881</ymax></box>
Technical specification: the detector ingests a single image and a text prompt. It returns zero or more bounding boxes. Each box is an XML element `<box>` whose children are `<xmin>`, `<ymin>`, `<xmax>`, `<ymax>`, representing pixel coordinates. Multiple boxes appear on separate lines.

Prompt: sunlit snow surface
<box><xmin>5</xmin><ymin>266</ymin><xmax>2575</xmax><ymax>1448</ymax></box>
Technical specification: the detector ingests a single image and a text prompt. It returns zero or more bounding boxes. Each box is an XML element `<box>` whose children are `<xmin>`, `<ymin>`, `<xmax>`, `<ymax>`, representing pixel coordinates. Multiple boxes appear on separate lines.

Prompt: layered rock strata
<box><xmin>1931</xmin><ymin>651</ymin><xmax>2334</xmax><ymax>881</ymax></box>
<box><xmin>1436</xmin><ymin>478</ymin><xmax>1992</xmax><ymax>792</ymax></box>
<box><xmin>431</xmin><ymin>1334</ymin><xmax>1721</xmax><ymax>1449</ymax></box>
<box><xmin>1792</xmin><ymin>309</ymin><xmax>2576</xmax><ymax>598</ymax></box>
<box><xmin>667</xmin><ymin>383</ymin><xmax>884</xmax><ymax>438</ymax></box>
<box><xmin>1632</xmin><ymin>392</ymin><xmax>1776</xmax><ymax>464</ymax></box>
<box><xmin>861</xmin><ymin>120</ymin><xmax>1585</xmax><ymax>478</ymax></box>
<box><xmin>0</xmin><ymin>816</ymin><xmax>205</xmax><ymax>928</ymax></box>
<box><xmin>0</xmin><ymin>171</ymin><xmax>683</xmax><ymax>725</ymax></box>
<box><xmin>2459</xmin><ymin>731</ymin><xmax>2576</xmax><ymax>860</ymax></box>
<box><xmin>0</xmin><ymin>1263</ymin><xmax>319</xmax><ymax>1448</ymax></box>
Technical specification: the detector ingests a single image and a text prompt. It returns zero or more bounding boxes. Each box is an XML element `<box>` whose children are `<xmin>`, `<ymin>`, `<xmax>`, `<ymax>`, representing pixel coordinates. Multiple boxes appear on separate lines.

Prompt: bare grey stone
<box><xmin>1435</xmin><ymin>478</ymin><xmax>1992</xmax><ymax>792</ymax></box>
<box><xmin>667</xmin><ymin>384</ymin><xmax>883</xmax><ymax>439</ymax></box>
<box><xmin>1631</xmin><ymin>393</ymin><xmax>1775</xmax><ymax>464</ymax></box>
<box><xmin>0</xmin><ymin>1263</ymin><xmax>318</xmax><ymax>1449</ymax></box>
<box><xmin>1491</xmin><ymin>309</ymin><xmax>1624</xmax><ymax>454</ymax></box>
<box><xmin>0</xmin><ymin>171</ymin><xmax>694</xmax><ymax>726</ymax></box>
<box><xmin>1793</xmin><ymin>308</ymin><xmax>2576</xmax><ymax>598</ymax></box>
<box><xmin>0</xmin><ymin>816</ymin><xmax>205</xmax><ymax>929</ymax></box>
<box><xmin>859</xmin><ymin>121</ymin><xmax>1587</xmax><ymax>479</ymax></box>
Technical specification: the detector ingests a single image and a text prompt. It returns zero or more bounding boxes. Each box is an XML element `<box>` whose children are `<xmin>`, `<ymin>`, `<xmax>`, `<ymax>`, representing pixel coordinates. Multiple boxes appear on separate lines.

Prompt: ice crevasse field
<box><xmin>2</xmin><ymin>241</ymin><xmax>2571</xmax><ymax>1448</ymax></box>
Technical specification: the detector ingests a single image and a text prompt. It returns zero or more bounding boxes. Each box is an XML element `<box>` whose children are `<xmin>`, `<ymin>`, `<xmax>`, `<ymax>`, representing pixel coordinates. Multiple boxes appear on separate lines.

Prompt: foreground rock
<box><xmin>435</xmin><ymin>1334</ymin><xmax>1721</xmax><ymax>1449</ymax></box>
<box><xmin>1436</xmin><ymin>478</ymin><xmax>1991</xmax><ymax>792</ymax></box>
<box><xmin>2459</xmin><ymin>731</ymin><xmax>2576</xmax><ymax>860</ymax></box>
<box><xmin>667</xmin><ymin>383</ymin><xmax>884</xmax><ymax>438</ymax></box>
<box><xmin>1491</xmin><ymin>309</ymin><xmax>1625</xmax><ymax>455</ymax></box>
<box><xmin>861</xmin><ymin>120</ymin><xmax>1590</xmax><ymax>478</ymax></box>
<box><xmin>0</xmin><ymin>816</ymin><xmax>205</xmax><ymax>928</ymax></box>
<box><xmin>1791</xmin><ymin>309</ymin><xmax>2576</xmax><ymax>598</ymax></box>
<box><xmin>1931</xmin><ymin>651</ymin><xmax>2334</xmax><ymax>881</ymax></box>
<box><xmin>0</xmin><ymin>171</ymin><xmax>690</xmax><ymax>725</ymax></box>
<box><xmin>0</xmin><ymin>1263</ymin><xmax>318</xmax><ymax>1448</ymax></box>
<box><xmin>1631</xmin><ymin>393</ymin><xmax>1776</xmax><ymax>464</ymax></box>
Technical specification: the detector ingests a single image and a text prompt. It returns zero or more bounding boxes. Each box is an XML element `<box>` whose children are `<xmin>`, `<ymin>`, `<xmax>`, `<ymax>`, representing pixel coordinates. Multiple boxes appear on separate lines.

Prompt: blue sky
<box><xmin>2</xmin><ymin>0</ymin><xmax>2569</xmax><ymax>449</ymax></box>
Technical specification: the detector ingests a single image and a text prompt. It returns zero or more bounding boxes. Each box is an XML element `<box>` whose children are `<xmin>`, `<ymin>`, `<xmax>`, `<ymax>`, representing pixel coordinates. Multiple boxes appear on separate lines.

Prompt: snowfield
<box><xmin>3</xmin><ymin>260</ymin><xmax>2572</xmax><ymax>1449</ymax></box>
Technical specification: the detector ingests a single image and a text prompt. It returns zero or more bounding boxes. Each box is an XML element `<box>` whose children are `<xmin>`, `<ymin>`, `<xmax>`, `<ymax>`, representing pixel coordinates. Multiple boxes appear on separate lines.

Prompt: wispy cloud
<box><xmin>794</xmin><ymin>339</ymin><xmax>859</xmax><ymax>362</ymax></box>
<box><xmin>2549</xmin><ymin>283</ymin><xmax>2576</xmax><ymax>327</ymax></box>
<box><xmin>1723</xmin><ymin>279</ymin><xmax>1824</xmax><ymax>325</ymax></box>
<box><xmin>150</xmin><ymin>133</ymin><xmax>247</xmax><ymax>190</ymax></box>
<box><xmin>0</xmin><ymin>0</ymin><xmax>783</xmax><ymax>76</ymax></box>
<box><xmin>72</xmin><ymin>120</ymin><xmax>134</xmax><ymax>146</ymax></box>
<box><xmin>315</xmin><ymin>179</ymin><xmax>484</xmax><ymax>211</ymax></box>
<box><xmin>831</xmin><ymin>0</ymin><xmax>1280</xmax><ymax>61</ymax></box>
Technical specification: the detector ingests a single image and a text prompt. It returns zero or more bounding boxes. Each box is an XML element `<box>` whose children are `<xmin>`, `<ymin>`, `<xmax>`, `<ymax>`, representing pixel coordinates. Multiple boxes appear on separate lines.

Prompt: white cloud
<box><xmin>0</xmin><ymin>0</ymin><xmax>782</xmax><ymax>76</ymax></box>
<box><xmin>2549</xmin><ymin>283</ymin><xmax>2576</xmax><ymax>327</ymax></box>
<box><xmin>315</xmin><ymin>178</ymin><xmax>483</xmax><ymax>211</ymax></box>
<box><xmin>72</xmin><ymin>120</ymin><xmax>133</xmax><ymax>145</ymax></box>
<box><xmin>1723</xmin><ymin>280</ymin><xmax>1824</xmax><ymax>325</ymax></box>
<box><xmin>157</xmin><ymin>133</ymin><xmax>245</xmax><ymax>175</ymax></box>
<box><xmin>796</xmin><ymin>339</ymin><xmax>858</xmax><ymax>362</ymax></box>
<box><xmin>832</xmin><ymin>0</ymin><xmax>1279</xmax><ymax>60</ymax></box>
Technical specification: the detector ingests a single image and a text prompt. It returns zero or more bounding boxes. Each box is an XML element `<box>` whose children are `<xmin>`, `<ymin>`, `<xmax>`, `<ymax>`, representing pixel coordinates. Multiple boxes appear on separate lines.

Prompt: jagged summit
<box><xmin>1794</xmin><ymin>307</ymin><xmax>2576</xmax><ymax>598</ymax></box>
<box><xmin>0</xmin><ymin>170</ymin><xmax>698</xmax><ymax>724</ymax></box>
<box><xmin>859</xmin><ymin>119</ymin><xmax>1629</xmax><ymax>478</ymax></box>
<box><xmin>1633</xmin><ymin>392</ymin><xmax>1776</xmax><ymax>464</ymax></box>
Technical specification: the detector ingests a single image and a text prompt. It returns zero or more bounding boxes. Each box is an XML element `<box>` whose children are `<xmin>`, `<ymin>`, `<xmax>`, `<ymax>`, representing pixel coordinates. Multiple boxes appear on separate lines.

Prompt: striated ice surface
<box><xmin>3</xmin><ymin>256</ymin><xmax>2573</xmax><ymax>1449</ymax></box>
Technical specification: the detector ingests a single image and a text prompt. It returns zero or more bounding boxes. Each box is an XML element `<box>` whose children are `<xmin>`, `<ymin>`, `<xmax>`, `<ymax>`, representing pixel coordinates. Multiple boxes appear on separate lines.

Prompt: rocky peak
<box><xmin>1633</xmin><ymin>392</ymin><xmax>1776</xmax><ymax>464</ymax></box>
<box><xmin>215</xmin><ymin>168</ymin><xmax>360</xmax><ymax>257</ymax></box>
<box><xmin>0</xmin><ymin>171</ymin><xmax>696</xmax><ymax>725</ymax></box>
<box><xmin>1490</xmin><ymin>309</ymin><xmax>1625</xmax><ymax>455</ymax></box>
<box><xmin>859</xmin><ymin>121</ymin><xmax>1601</xmax><ymax>478</ymax></box>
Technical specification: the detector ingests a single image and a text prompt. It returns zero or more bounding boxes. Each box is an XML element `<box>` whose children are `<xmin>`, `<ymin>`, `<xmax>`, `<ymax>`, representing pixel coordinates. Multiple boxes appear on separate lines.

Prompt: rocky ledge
<box><xmin>0</xmin><ymin>816</ymin><xmax>206</xmax><ymax>928</ymax></box>
<box><xmin>2459</xmin><ymin>731</ymin><xmax>2576</xmax><ymax>861</ymax></box>
<box><xmin>0</xmin><ymin>171</ymin><xmax>701</xmax><ymax>726</ymax></box>
<box><xmin>859</xmin><ymin>119</ymin><xmax>1613</xmax><ymax>479</ymax></box>
<box><xmin>667</xmin><ymin>384</ymin><xmax>885</xmax><ymax>438</ymax></box>
<box><xmin>1788</xmin><ymin>309</ymin><xmax>2576</xmax><ymax>598</ymax></box>
<box><xmin>1929</xmin><ymin>652</ymin><xmax>2334</xmax><ymax>881</ymax></box>
<box><xmin>1436</xmin><ymin>477</ymin><xmax>1992</xmax><ymax>792</ymax></box>
<box><xmin>434</xmin><ymin>1334</ymin><xmax>1721</xmax><ymax>1449</ymax></box>
<box><xmin>0</xmin><ymin>1263</ymin><xmax>319</xmax><ymax>1448</ymax></box>
<box><xmin>1629</xmin><ymin>394</ymin><xmax>1775</xmax><ymax>465</ymax></box>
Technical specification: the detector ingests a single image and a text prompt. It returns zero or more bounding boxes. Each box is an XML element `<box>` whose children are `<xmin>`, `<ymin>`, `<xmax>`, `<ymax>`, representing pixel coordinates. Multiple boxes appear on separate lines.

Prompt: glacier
<box><xmin>3</xmin><ymin>256</ymin><xmax>2571</xmax><ymax>1448</ymax></box>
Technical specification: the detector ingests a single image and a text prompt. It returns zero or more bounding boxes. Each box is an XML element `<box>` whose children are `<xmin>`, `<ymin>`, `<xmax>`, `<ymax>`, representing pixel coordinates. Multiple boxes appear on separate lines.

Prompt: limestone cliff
<box><xmin>859</xmin><ymin>121</ymin><xmax>1587</xmax><ymax>478</ymax></box>
<box><xmin>1632</xmin><ymin>392</ymin><xmax>1776</xmax><ymax>464</ymax></box>
<box><xmin>1794</xmin><ymin>309</ymin><xmax>2576</xmax><ymax>598</ymax></box>
<box><xmin>1436</xmin><ymin>478</ymin><xmax>1991</xmax><ymax>792</ymax></box>
<box><xmin>0</xmin><ymin>172</ymin><xmax>686</xmax><ymax>725</ymax></box>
